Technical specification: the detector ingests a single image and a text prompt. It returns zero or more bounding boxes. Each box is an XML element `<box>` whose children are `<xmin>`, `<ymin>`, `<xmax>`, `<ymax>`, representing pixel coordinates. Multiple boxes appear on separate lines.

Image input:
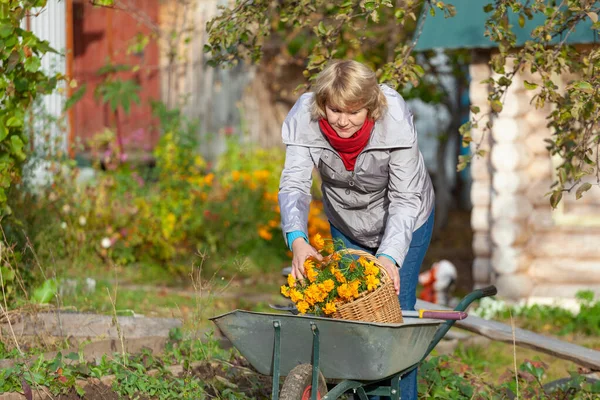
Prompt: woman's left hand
<box><xmin>377</xmin><ymin>256</ymin><xmax>400</xmax><ymax>295</ymax></box>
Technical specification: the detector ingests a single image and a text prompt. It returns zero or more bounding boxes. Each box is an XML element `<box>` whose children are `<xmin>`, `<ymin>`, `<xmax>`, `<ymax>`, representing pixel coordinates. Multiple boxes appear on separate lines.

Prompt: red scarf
<box><xmin>318</xmin><ymin>118</ymin><xmax>374</xmax><ymax>171</ymax></box>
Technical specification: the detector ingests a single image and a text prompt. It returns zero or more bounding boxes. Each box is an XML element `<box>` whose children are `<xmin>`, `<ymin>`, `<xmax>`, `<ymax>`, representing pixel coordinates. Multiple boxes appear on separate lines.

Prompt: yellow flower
<box><xmin>306</xmin><ymin>265</ymin><xmax>318</xmax><ymax>283</ymax></box>
<box><xmin>349</xmin><ymin>280</ymin><xmax>360</xmax><ymax>298</ymax></box>
<box><xmin>319</xmin><ymin>279</ymin><xmax>335</xmax><ymax>293</ymax></box>
<box><xmin>203</xmin><ymin>173</ymin><xmax>215</xmax><ymax>186</ymax></box>
<box><xmin>323</xmin><ymin>302</ymin><xmax>337</xmax><ymax>315</ymax></box>
<box><xmin>231</xmin><ymin>170</ymin><xmax>241</xmax><ymax>181</ymax></box>
<box><xmin>252</xmin><ymin>170</ymin><xmax>270</xmax><ymax>181</ymax></box>
<box><xmin>304</xmin><ymin>284</ymin><xmax>321</xmax><ymax>305</ymax></box>
<box><xmin>337</xmin><ymin>284</ymin><xmax>353</xmax><ymax>301</ymax></box>
<box><xmin>268</xmin><ymin>219</ymin><xmax>279</xmax><ymax>228</ymax></box>
<box><xmin>258</xmin><ymin>227</ymin><xmax>273</xmax><ymax>240</ymax></box>
<box><xmin>365</xmin><ymin>263</ymin><xmax>379</xmax><ymax>277</ymax></box>
<box><xmin>280</xmin><ymin>285</ymin><xmax>291</xmax><ymax>297</ymax></box>
<box><xmin>194</xmin><ymin>155</ymin><xmax>206</xmax><ymax>168</ymax></box>
<box><xmin>312</xmin><ymin>233</ymin><xmax>325</xmax><ymax>251</ymax></box>
<box><xmin>287</xmin><ymin>274</ymin><xmax>296</xmax><ymax>287</ymax></box>
<box><xmin>332</xmin><ymin>268</ymin><xmax>346</xmax><ymax>284</ymax></box>
<box><xmin>290</xmin><ymin>289</ymin><xmax>304</xmax><ymax>303</ymax></box>
<box><xmin>366</xmin><ymin>275</ymin><xmax>381</xmax><ymax>291</ymax></box>
<box><xmin>296</xmin><ymin>300</ymin><xmax>310</xmax><ymax>314</ymax></box>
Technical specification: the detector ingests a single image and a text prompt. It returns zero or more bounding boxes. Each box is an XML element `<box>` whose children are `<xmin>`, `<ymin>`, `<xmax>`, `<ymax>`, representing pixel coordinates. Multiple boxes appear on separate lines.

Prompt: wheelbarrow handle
<box><xmin>422</xmin><ymin>285</ymin><xmax>498</xmax><ymax>359</ymax></box>
<box><xmin>404</xmin><ymin>310</ymin><xmax>468</xmax><ymax>320</ymax></box>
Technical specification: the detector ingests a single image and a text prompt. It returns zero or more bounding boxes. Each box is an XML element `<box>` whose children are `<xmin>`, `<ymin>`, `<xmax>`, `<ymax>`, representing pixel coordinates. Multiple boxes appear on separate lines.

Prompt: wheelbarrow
<box><xmin>210</xmin><ymin>285</ymin><xmax>497</xmax><ymax>399</ymax></box>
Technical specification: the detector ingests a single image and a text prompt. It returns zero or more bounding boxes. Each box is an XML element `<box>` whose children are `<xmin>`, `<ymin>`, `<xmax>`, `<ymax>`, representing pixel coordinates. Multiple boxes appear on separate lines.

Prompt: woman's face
<box><xmin>325</xmin><ymin>104</ymin><xmax>368</xmax><ymax>138</ymax></box>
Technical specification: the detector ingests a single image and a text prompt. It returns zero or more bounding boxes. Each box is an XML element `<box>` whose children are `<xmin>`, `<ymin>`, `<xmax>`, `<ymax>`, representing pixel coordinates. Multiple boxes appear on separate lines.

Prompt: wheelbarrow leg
<box><xmin>390</xmin><ymin>375</ymin><xmax>401</xmax><ymax>400</ymax></box>
<box><xmin>272</xmin><ymin>320</ymin><xmax>282</xmax><ymax>400</ymax></box>
<box><xmin>310</xmin><ymin>322</ymin><xmax>320</xmax><ymax>400</ymax></box>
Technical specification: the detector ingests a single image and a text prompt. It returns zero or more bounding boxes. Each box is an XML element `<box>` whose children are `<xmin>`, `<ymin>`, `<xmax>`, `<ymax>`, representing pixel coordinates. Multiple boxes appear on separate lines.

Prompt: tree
<box><xmin>0</xmin><ymin>0</ymin><xmax>61</xmax><ymax>215</ymax></box>
<box><xmin>204</xmin><ymin>0</ymin><xmax>600</xmax><ymax>208</ymax></box>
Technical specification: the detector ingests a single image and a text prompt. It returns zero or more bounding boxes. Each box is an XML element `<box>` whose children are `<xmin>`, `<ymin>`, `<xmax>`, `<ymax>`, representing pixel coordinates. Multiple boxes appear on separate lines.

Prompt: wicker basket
<box><xmin>331</xmin><ymin>249</ymin><xmax>403</xmax><ymax>324</ymax></box>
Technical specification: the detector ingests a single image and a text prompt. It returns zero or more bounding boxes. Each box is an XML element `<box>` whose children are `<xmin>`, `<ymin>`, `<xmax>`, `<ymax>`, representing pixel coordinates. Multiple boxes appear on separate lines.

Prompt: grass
<box><xmin>432</xmin><ymin>332</ymin><xmax>600</xmax><ymax>385</ymax></box>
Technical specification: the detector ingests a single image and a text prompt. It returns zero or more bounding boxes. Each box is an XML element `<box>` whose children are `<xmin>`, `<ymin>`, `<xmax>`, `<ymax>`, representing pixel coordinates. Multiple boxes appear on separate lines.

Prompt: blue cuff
<box><xmin>287</xmin><ymin>231</ymin><xmax>308</xmax><ymax>251</ymax></box>
<box><xmin>376</xmin><ymin>253</ymin><xmax>397</xmax><ymax>265</ymax></box>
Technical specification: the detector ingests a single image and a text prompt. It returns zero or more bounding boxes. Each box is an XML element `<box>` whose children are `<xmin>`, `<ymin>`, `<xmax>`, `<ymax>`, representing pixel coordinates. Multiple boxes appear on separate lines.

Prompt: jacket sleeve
<box><xmin>376</xmin><ymin>141</ymin><xmax>428</xmax><ymax>268</ymax></box>
<box><xmin>278</xmin><ymin>145</ymin><xmax>314</xmax><ymax>247</ymax></box>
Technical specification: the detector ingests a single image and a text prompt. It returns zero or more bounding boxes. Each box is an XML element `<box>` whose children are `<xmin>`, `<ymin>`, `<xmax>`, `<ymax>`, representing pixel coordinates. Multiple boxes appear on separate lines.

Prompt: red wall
<box><xmin>72</xmin><ymin>0</ymin><xmax>160</xmax><ymax>156</ymax></box>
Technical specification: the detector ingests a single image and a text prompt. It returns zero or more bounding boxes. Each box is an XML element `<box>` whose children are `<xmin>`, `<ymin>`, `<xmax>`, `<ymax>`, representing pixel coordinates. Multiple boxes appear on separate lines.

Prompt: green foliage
<box><xmin>30</xmin><ymin>278</ymin><xmax>58</xmax><ymax>304</ymax></box>
<box><xmin>205</xmin><ymin>0</ymin><xmax>454</xmax><ymax>89</ymax></box>
<box><xmin>205</xmin><ymin>0</ymin><xmax>600</xmax><ymax>206</ymax></box>
<box><xmin>0</xmin><ymin>332</ymin><xmax>270</xmax><ymax>398</ymax></box>
<box><xmin>0</xmin><ymin>0</ymin><xmax>61</xmax><ymax>214</ymax></box>
<box><xmin>95</xmin><ymin>78</ymin><xmax>141</xmax><ymax>114</ymax></box>
<box><xmin>6</xmin><ymin>100</ymin><xmax>288</xmax><ymax>278</ymax></box>
<box><xmin>478</xmin><ymin>0</ymin><xmax>600</xmax><ymax>207</ymax></box>
<box><xmin>419</xmin><ymin>355</ymin><xmax>600</xmax><ymax>399</ymax></box>
<box><xmin>472</xmin><ymin>291</ymin><xmax>600</xmax><ymax>337</ymax></box>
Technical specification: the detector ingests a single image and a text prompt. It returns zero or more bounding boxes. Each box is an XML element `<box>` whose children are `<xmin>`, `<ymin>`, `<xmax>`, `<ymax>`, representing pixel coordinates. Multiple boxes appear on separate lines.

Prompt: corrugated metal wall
<box><xmin>27</xmin><ymin>1</ymin><xmax>67</xmax><ymax>153</ymax></box>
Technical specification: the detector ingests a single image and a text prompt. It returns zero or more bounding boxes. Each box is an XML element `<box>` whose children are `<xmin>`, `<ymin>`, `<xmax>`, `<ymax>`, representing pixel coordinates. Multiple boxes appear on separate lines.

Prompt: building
<box><xmin>416</xmin><ymin>0</ymin><xmax>600</xmax><ymax>300</ymax></box>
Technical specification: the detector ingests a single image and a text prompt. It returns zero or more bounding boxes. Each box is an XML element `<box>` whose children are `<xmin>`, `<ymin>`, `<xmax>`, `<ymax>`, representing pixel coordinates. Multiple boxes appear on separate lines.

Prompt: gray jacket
<box><xmin>278</xmin><ymin>85</ymin><xmax>435</xmax><ymax>267</ymax></box>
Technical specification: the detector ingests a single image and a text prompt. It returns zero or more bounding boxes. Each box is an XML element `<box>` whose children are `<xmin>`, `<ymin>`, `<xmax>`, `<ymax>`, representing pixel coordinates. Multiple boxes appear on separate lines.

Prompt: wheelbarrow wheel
<box><xmin>280</xmin><ymin>364</ymin><xmax>328</xmax><ymax>400</ymax></box>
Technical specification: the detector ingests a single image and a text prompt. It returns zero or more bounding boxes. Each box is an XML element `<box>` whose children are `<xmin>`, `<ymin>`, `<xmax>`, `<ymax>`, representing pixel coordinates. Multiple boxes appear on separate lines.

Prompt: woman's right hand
<box><xmin>291</xmin><ymin>238</ymin><xmax>323</xmax><ymax>280</ymax></box>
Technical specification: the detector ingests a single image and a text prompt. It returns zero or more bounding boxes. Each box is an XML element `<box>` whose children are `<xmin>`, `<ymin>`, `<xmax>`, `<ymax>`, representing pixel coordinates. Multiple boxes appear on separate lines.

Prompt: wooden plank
<box><xmin>416</xmin><ymin>299</ymin><xmax>600</xmax><ymax>370</ymax></box>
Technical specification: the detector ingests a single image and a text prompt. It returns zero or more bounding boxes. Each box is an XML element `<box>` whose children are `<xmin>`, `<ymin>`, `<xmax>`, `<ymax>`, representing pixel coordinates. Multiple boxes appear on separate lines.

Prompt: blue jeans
<box><xmin>330</xmin><ymin>208</ymin><xmax>435</xmax><ymax>400</ymax></box>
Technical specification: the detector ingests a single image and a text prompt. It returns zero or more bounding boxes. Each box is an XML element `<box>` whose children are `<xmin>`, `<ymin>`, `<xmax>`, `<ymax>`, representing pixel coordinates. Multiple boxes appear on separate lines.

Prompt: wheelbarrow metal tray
<box><xmin>210</xmin><ymin>310</ymin><xmax>442</xmax><ymax>381</ymax></box>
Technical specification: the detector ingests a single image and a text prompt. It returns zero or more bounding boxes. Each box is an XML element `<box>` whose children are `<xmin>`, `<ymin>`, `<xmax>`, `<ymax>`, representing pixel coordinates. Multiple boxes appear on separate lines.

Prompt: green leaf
<box><xmin>587</xmin><ymin>12</ymin><xmax>599</xmax><ymax>23</ymax></box>
<box><xmin>6</xmin><ymin>116</ymin><xmax>23</xmax><ymax>127</ymax></box>
<box><xmin>0</xmin><ymin>23</ymin><xmax>13</xmax><ymax>38</ymax></box>
<box><xmin>571</xmin><ymin>81</ymin><xmax>594</xmax><ymax>94</ymax></box>
<box><xmin>24</xmin><ymin>56</ymin><xmax>41</xmax><ymax>73</ymax></box>
<box><xmin>31</xmin><ymin>278</ymin><xmax>58</xmax><ymax>304</ymax></box>
<box><xmin>550</xmin><ymin>190</ymin><xmax>562</xmax><ymax>209</ymax></box>
<box><xmin>518</xmin><ymin>14</ymin><xmax>525</xmax><ymax>28</ymax></box>
<box><xmin>317</xmin><ymin>21</ymin><xmax>326</xmax><ymax>35</ymax></box>
<box><xmin>524</xmin><ymin>80</ymin><xmax>538</xmax><ymax>90</ymax></box>
<box><xmin>64</xmin><ymin>84</ymin><xmax>87</xmax><ymax>111</ymax></box>
<box><xmin>10</xmin><ymin>135</ymin><xmax>26</xmax><ymax>161</ymax></box>
<box><xmin>490</xmin><ymin>99</ymin><xmax>503</xmax><ymax>113</ymax></box>
<box><xmin>0</xmin><ymin>266</ymin><xmax>15</xmax><ymax>282</ymax></box>
<box><xmin>576</xmin><ymin>182</ymin><xmax>592</xmax><ymax>200</ymax></box>
<box><xmin>0</xmin><ymin>117</ymin><xmax>7</xmax><ymax>141</ymax></box>
<box><xmin>0</xmin><ymin>188</ymin><xmax>6</xmax><ymax>204</ymax></box>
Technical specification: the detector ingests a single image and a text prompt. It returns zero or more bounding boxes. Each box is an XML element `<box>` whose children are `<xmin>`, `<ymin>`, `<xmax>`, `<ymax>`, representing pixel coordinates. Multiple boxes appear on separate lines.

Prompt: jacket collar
<box><xmin>281</xmin><ymin>84</ymin><xmax>416</xmax><ymax>150</ymax></box>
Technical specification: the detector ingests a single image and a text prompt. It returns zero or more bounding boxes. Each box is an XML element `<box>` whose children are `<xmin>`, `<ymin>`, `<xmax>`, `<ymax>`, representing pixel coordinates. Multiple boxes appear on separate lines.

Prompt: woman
<box><xmin>278</xmin><ymin>60</ymin><xmax>435</xmax><ymax>400</ymax></box>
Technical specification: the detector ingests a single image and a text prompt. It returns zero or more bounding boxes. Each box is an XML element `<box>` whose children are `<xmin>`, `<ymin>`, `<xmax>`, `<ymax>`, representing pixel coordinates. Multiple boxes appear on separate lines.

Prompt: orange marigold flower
<box><xmin>323</xmin><ymin>302</ymin><xmax>337</xmax><ymax>315</ymax></box>
<box><xmin>313</xmin><ymin>233</ymin><xmax>325</xmax><ymax>250</ymax></box>
<box><xmin>258</xmin><ymin>227</ymin><xmax>272</xmax><ymax>241</ymax></box>
<box><xmin>337</xmin><ymin>284</ymin><xmax>353</xmax><ymax>301</ymax></box>
<box><xmin>280</xmin><ymin>285</ymin><xmax>291</xmax><ymax>297</ymax></box>
<box><xmin>366</xmin><ymin>275</ymin><xmax>380</xmax><ymax>291</ymax></box>
<box><xmin>319</xmin><ymin>279</ymin><xmax>335</xmax><ymax>293</ymax></box>
<box><xmin>290</xmin><ymin>289</ymin><xmax>304</xmax><ymax>303</ymax></box>
<box><xmin>306</xmin><ymin>266</ymin><xmax>318</xmax><ymax>283</ymax></box>
<box><xmin>287</xmin><ymin>274</ymin><xmax>296</xmax><ymax>287</ymax></box>
<box><xmin>231</xmin><ymin>170</ymin><xmax>241</xmax><ymax>181</ymax></box>
<box><xmin>203</xmin><ymin>173</ymin><xmax>215</xmax><ymax>186</ymax></box>
<box><xmin>296</xmin><ymin>300</ymin><xmax>310</xmax><ymax>314</ymax></box>
<box><xmin>333</xmin><ymin>269</ymin><xmax>346</xmax><ymax>284</ymax></box>
<box><xmin>365</xmin><ymin>264</ymin><xmax>379</xmax><ymax>276</ymax></box>
<box><xmin>349</xmin><ymin>280</ymin><xmax>360</xmax><ymax>298</ymax></box>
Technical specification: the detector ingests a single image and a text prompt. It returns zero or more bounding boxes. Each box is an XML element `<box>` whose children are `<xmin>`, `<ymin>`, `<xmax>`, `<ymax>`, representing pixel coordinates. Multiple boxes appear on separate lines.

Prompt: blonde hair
<box><xmin>310</xmin><ymin>60</ymin><xmax>387</xmax><ymax>121</ymax></box>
